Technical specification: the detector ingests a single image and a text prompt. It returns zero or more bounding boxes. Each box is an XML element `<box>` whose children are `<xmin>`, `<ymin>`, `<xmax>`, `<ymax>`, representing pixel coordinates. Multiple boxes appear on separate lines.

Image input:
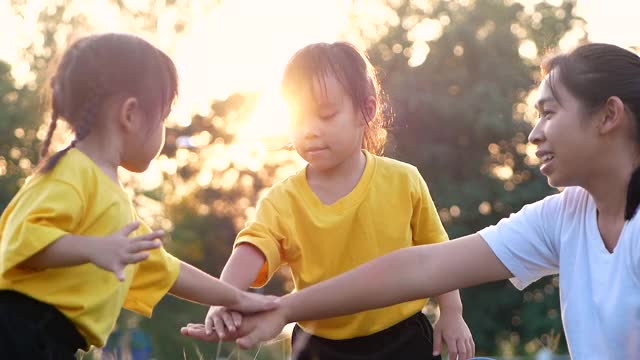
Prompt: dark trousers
<box><xmin>291</xmin><ymin>312</ymin><xmax>442</xmax><ymax>360</ymax></box>
<box><xmin>0</xmin><ymin>290</ymin><xmax>86</xmax><ymax>359</ymax></box>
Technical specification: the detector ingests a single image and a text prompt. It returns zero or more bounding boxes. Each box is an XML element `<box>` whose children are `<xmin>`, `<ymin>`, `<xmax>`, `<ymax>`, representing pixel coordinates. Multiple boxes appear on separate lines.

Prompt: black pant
<box><xmin>0</xmin><ymin>290</ymin><xmax>86</xmax><ymax>359</ymax></box>
<box><xmin>291</xmin><ymin>312</ymin><xmax>442</xmax><ymax>360</ymax></box>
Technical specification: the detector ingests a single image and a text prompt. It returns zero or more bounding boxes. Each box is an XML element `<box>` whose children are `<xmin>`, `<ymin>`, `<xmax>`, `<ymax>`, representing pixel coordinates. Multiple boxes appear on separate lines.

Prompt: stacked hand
<box><xmin>181</xmin><ymin>304</ymin><xmax>288</xmax><ymax>349</ymax></box>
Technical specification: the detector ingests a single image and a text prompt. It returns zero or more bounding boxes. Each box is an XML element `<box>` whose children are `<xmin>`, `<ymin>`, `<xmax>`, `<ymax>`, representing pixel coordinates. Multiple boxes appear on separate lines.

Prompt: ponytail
<box><xmin>625</xmin><ymin>166</ymin><xmax>640</xmax><ymax>220</ymax></box>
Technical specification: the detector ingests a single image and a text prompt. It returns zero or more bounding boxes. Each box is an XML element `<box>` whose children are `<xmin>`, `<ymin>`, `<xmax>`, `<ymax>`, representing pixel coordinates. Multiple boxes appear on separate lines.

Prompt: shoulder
<box><xmin>371</xmin><ymin>154</ymin><xmax>421</xmax><ymax>181</ymax></box>
<box><xmin>257</xmin><ymin>169</ymin><xmax>306</xmax><ymax>206</ymax></box>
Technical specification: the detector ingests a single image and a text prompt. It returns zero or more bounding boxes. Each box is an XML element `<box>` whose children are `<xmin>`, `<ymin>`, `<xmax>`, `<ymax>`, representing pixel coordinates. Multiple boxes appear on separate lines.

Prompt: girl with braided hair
<box><xmin>0</xmin><ymin>33</ymin><xmax>276</xmax><ymax>358</ymax></box>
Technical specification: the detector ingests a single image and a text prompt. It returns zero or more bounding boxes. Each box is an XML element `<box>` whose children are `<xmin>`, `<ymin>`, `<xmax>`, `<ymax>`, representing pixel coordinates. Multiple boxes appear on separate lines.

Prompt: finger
<box><xmin>125</xmin><ymin>252</ymin><xmax>150</xmax><ymax>264</ymax></box>
<box><xmin>466</xmin><ymin>338</ymin><xmax>475</xmax><ymax>359</ymax></box>
<box><xmin>222</xmin><ymin>311</ymin><xmax>236</xmax><ymax>333</ymax></box>
<box><xmin>432</xmin><ymin>327</ymin><xmax>443</xmax><ymax>356</ymax></box>
<box><xmin>115</xmin><ymin>268</ymin><xmax>125</xmax><ymax>282</ymax></box>
<box><xmin>213</xmin><ymin>314</ymin><xmax>226</xmax><ymax>339</ymax></box>
<box><xmin>180</xmin><ymin>326</ymin><xmax>221</xmax><ymax>341</ymax></box>
<box><xmin>457</xmin><ymin>338</ymin><xmax>469</xmax><ymax>360</ymax></box>
<box><xmin>470</xmin><ymin>338</ymin><xmax>476</xmax><ymax>357</ymax></box>
<box><xmin>119</xmin><ymin>221</ymin><xmax>140</xmax><ymax>236</ymax></box>
<box><xmin>128</xmin><ymin>239</ymin><xmax>162</xmax><ymax>253</ymax></box>
<box><xmin>447</xmin><ymin>337</ymin><xmax>459</xmax><ymax>360</ymax></box>
<box><xmin>205</xmin><ymin>313</ymin><xmax>214</xmax><ymax>336</ymax></box>
<box><xmin>231</xmin><ymin>312</ymin><xmax>242</xmax><ymax>327</ymax></box>
<box><xmin>457</xmin><ymin>339</ymin><xmax>473</xmax><ymax>360</ymax></box>
<box><xmin>133</xmin><ymin>230</ymin><xmax>165</xmax><ymax>242</ymax></box>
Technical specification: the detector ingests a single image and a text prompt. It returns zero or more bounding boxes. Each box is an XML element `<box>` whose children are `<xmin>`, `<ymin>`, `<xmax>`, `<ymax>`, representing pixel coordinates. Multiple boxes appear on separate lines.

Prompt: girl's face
<box><xmin>121</xmin><ymin>101</ymin><xmax>167</xmax><ymax>173</ymax></box>
<box><xmin>289</xmin><ymin>74</ymin><xmax>366</xmax><ymax>172</ymax></box>
<box><xmin>528</xmin><ymin>73</ymin><xmax>601</xmax><ymax>188</ymax></box>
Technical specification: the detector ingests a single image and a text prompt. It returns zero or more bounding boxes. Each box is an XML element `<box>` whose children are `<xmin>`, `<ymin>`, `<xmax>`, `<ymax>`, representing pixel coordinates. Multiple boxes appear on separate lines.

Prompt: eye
<box><xmin>539</xmin><ymin>110</ymin><xmax>554</xmax><ymax>119</ymax></box>
<box><xmin>319</xmin><ymin>112</ymin><xmax>336</xmax><ymax>120</ymax></box>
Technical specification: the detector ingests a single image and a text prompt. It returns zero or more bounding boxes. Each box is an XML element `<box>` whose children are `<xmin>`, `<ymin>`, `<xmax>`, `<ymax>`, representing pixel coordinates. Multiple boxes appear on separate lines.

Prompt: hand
<box><xmin>204</xmin><ymin>306</ymin><xmax>243</xmax><ymax>338</ymax></box>
<box><xmin>433</xmin><ymin>311</ymin><xmax>475</xmax><ymax>360</ymax></box>
<box><xmin>89</xmin><ymin>222</ymin><xmax>163</xmax><ymax>281</ymax></box>
<box><xmin>181</xmin><ymin>306</ymin><xmax>288</xmax><ymax>349</ymax></box>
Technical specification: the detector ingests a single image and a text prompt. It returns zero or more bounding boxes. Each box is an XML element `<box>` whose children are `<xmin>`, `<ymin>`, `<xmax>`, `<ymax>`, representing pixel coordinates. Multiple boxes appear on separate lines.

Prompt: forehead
<box><xmin>294</xmin><ymin>73</ymin><xmax>347</xmax><ymax>108</ymax></box>
<box><xmin>536</xmin><ymin>71</ymin><xmax>571</xmax><ymax>109</ymax></box>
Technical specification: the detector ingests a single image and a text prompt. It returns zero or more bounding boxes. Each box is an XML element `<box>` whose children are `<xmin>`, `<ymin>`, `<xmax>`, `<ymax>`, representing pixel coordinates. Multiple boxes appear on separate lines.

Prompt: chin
<box><xmin>546</xmin><ymin>174</ymin><xmax>571</xmax><ymax>189</ymax></box>
<box><xmin>122</xmin><ymin>163</ymin><xmax>150</xmax><ymax>173</ymax></box>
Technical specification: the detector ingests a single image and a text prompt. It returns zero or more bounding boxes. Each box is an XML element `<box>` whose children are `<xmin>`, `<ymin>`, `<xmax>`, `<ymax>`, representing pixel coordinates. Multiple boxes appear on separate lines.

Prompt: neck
<box><xmin>75</xmin><ymin>133</ymin><xmax>122</xmax><ymax>183</ymax></box>
<box><xmin>584</xmin><ymin>161</ymin><xmax>636</xmax><ymax>220</ymax></box>
<box><xmin>308</xmin><ymin>148</ymin><xmax>366</xmax><ymax>183</ymax></box>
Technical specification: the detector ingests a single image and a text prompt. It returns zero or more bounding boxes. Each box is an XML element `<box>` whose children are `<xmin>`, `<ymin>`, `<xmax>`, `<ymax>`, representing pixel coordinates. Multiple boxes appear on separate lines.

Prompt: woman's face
<box><xmin>528</xmin><ymin>73</ymin><xmax>602</xmax><ymax>188</ymax></box>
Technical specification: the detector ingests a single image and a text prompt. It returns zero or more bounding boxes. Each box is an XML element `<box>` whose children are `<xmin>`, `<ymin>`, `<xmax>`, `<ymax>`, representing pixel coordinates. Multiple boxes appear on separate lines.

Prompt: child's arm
<box><xmin>19</xmin><ymin>222</ymin><xmax>163</xmax><ymax>281</ymax></box>
<box><xmin>433</xmin><ymin>290</ymin><xmax>474</xmax><ymax>359</ymax></box>
<box><xmin>204</xmin><ymin>244</ymin><xmax>264</xmax><ymax>337</ymax></box>
<box><xmin>168</xmin><ymin>258</ymin><xmax>275</xmax><ymax>314</ymax></box>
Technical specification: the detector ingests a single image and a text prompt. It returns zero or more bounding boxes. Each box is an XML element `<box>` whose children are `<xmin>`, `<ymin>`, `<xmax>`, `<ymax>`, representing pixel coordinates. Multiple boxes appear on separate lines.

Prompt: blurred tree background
<box><xmin>0</xmin><ymin>0</ymin><xmax>589</xmax><ymax>358</ymax></box>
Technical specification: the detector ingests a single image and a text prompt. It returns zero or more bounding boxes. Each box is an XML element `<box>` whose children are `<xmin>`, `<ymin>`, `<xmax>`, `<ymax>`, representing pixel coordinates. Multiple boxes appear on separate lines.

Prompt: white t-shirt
<box><xmin>479</xmin><ymin>187</ymin><xmax>640</xmax><ymax>359</ymax></box>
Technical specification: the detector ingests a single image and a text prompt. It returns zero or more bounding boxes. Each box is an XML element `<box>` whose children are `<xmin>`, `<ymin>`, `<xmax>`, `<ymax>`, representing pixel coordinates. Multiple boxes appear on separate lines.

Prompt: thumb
<box><xmin>120</xmin><ymin>221</ymin><xmax>140</xmax><ymax>236</ymax></box>
<box><xmin>115</xmin><ymin>267</ymin><xmax>126</xmax><ymax>282</ymax></box>
<box><xmin>237</xmin><ymin>333</ymin><xmax>259</xmax><ymax>349</ymax></box>
<box><xmin>432</xmin><ymin>326</ymin><xmax>443</xmax><ymax>356</ymax></box>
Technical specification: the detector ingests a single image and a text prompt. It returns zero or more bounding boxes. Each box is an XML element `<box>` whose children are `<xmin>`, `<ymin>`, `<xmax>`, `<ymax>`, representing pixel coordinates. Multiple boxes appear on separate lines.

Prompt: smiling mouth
<box><xmin>540</xmin><ymin>153</ymin><xmax>554</xmax><ymax>164</ymax></box>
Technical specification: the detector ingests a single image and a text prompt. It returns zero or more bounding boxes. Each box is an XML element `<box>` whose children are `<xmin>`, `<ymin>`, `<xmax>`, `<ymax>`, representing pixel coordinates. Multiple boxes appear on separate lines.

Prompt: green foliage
<box><xmin>0</xmin><ymin>61</ymin><xmax>40</xmax><ymax>211</ymax></box>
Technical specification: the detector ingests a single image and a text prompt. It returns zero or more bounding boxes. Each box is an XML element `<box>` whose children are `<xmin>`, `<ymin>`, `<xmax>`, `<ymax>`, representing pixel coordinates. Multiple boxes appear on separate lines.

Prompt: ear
<box><xmin>363</xmin><ymin>95</ymin><xmax>377</xmax><ymax>124</ymax></box>
<box><xmin>597</xmin><ymin>96</ymin><xmax>626</xmax><ymax>135</ymax></box>
<box><xmin>118</xmin><ymin>97</ymin><xmax>141</xmax><ymax>133</ymax></box>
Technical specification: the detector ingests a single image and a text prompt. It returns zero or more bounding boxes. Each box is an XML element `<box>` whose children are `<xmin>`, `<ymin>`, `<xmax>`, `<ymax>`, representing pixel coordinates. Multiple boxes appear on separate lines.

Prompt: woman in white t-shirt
<box><xmin>181</xmin><ymin>43</ymin><xmax>640</xmax><ymax>359</ymax></box>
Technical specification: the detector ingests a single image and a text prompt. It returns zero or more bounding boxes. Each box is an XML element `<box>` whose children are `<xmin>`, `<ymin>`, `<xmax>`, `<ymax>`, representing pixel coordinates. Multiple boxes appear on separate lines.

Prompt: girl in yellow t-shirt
<box><xmin>186</xmin><ymin>42</ymin><xmax>474</xmax><ymax>360</ymax></box>
<box><xmin>0</xmin><ymin>33</ymin><xmax>275</xmax><ymax>358</ymax></box>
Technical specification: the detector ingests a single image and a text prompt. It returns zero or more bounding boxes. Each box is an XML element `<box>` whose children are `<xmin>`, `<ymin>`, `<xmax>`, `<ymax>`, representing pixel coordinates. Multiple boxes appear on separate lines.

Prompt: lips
<box><xmin>536</xmin><ymin>150</ymin><xmax>555</xmax><ymax>176</ymax></box>
<box><xmin>305</xmin><ymin>146</ymin><xmax>328</xmax><ymax>155</ymax></box>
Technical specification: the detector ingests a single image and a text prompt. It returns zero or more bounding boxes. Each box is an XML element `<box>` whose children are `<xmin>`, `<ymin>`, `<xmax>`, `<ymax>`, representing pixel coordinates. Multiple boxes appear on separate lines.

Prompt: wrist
<box><xmin>439</xmin><ymin>304</ymin><xmax>463</xmax><ymax>316</ymax></box>
<box><xmin>79</xmin><ymin>235</ymin><xmax>99</xmax><ymax>265</ymax></box>
<box><xmin>278</xmin><ymin>294</ymin><xmax>295</xmax><ymax>324</ymax></box>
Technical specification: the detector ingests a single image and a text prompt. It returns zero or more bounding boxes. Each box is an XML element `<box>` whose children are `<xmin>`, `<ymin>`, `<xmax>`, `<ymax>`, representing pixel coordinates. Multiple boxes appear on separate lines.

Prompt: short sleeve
<box><xmin>0</xmin><ymin>180</ymin><xmax>84</xmax><ymax>278</ymax></box>
<box><xmin>123</xmin><ymin>222</ymin><xmax>181</xmax><ymax>317</ymax></box>
<box><xmin>479</xmin><ymin>193</ymin><xmax>562</xmax><ymax>290</ymax></box>
<box><xmin>234</xmin><ymin>198</ymin><xmax>286</xmax><ymax>288</ymax></box>
<box><xmin>410</xmin><ymin>168</ymin><xmax>449</xmax><ymax>245</ymax></box>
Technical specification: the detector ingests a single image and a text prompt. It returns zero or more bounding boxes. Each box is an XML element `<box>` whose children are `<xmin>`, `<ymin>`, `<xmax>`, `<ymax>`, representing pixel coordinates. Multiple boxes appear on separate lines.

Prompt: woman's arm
<box><xmin>280</xmin><ymin>234</ymin><xmax>511</xmax><ymax>322</ymax></box>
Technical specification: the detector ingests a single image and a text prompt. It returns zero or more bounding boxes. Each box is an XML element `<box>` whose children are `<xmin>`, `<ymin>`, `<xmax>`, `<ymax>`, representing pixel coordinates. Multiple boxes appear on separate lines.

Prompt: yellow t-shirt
<box><xmin>0</xmin><ymin>149</ymin><xmax>181</xmax><ymax>348</ymax></box>
<box><xmin>235</xmin><ymin>150</ymin><xmax>448</xmax><ymax>339</ymax></box>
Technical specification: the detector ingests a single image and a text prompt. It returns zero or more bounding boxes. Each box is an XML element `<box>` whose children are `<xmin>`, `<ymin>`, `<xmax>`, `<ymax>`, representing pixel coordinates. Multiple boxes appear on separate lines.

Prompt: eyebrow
<box><xmin>534</xmin><ymin>97</ymin><xmax>557</xmax><ymax>110</ymax></box>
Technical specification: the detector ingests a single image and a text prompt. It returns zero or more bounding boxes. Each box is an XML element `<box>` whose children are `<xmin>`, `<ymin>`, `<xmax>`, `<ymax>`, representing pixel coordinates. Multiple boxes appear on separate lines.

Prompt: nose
<box><xmin>299</xmin><ymin>118</ymin><xmax>320</xmax><ymax>139</ymax></box>
<box><xmin>528</xmin><ymin>118</ymin><xmax>545</xmax><ymax>145</ymax></box>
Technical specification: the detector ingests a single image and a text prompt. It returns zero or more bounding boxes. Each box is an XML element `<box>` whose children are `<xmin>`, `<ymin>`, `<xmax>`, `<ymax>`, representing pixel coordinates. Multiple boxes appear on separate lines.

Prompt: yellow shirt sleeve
<box><xmin>234</xmin><ymin>198</ymin><xmax>286</xmax><ymax>288</ymax></box>
<box><xmin>410</xmin><ymin>168</ymin><xmax>449</xmax><ymax>245</ymax></box>
<box><xmin>0</xmin><ymin>179</ymin><xmax>84</xmax><ymax>279</ymax></box>
<box><xmin>123</xmin><ymin>222</ymin><xmax>181</xmax><ymax>317</ymax></box>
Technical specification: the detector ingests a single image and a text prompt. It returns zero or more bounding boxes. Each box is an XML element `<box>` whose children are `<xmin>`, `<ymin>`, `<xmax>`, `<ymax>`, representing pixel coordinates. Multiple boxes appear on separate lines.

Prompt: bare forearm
<box><xmin>169</xmin><ymin>245</ymin><xmax>266</xmax><ymax>305</ymax></box>
<box><xmin>280</xmin><ymin>234</ymin><xmax>511</xmax><ymax>323</ymax></box>
<box><xmin>219</xmin><ymin>244</ymin><xmax>265</xmax><ymax>290</ymax></box>
<box><xmin>170</xmin><ymin>261</ymin><xmax>243</xmax><ymax>306</ymax></box>
<box><xmin>435</xmin><ymin>290</ymin><xmax>463</xmax><ymax>314</ymax></box>
<box><xmin>19</xmin><ymin>235</ymin><xmax>94</xmax><ymax>270</ymax></box>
